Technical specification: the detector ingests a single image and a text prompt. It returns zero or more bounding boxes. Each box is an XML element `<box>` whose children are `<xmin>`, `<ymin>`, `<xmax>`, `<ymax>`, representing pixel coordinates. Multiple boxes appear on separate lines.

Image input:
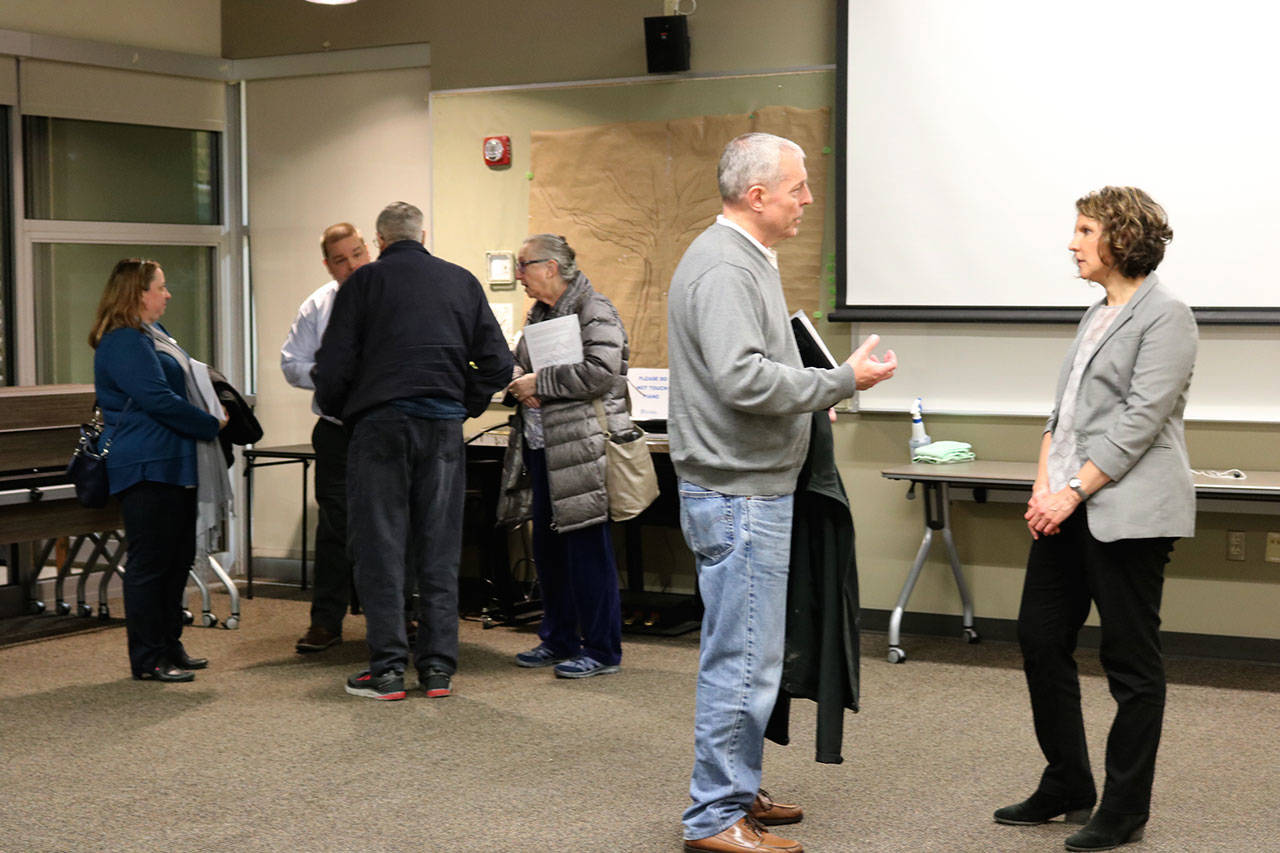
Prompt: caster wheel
<box><xmin>181</xmin><ymin>609</ymin><xmax>194</xmax><ymax>625</ymax></box>
<box><xmin>887</xmin><ymin>646</ymin><xmax>907</xmax><ymax>664</ymax></box>
<box><xmin>77</xmin><ymin>603</ymin><xmax>93</xmax><ymax>618</ymax></box>
<box><xmin>201</xmin><ymin>613</ymin><xmax>218</xmax><ymax>628</ymax></box>
<box><xmin>963</xmin><ymin>627</ymin><xmax>981</xmax><ymax>644</ymax></box>
<box><xmin>224</xmin><ymin>616</ymin><xmax>239</xmax><ymax>630</ymax></box>
<box><xmin>56</xmin><ymin>601</ymin><xmax>71</xmax><ymax>616</ymax></box>
<box><xmin>98</xmin><ymin>606</ymin><xmax>111</xmax><ymax>620</ymax></box>
<box><xmin>29</xmin><ymin>599</ymin><xmax>47</xmax><ymax>615</ymax></box>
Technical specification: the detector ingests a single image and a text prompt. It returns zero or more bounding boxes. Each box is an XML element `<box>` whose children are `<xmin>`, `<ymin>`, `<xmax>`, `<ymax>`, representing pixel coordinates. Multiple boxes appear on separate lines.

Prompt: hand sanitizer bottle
<box><xmin>908</xmin><ymin>397</ymin><xmax>931</xmax><ymax>459</ymax></box>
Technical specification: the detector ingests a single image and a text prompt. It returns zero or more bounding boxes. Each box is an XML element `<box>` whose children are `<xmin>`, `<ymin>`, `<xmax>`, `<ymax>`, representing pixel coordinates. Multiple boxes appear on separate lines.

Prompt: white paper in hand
<box><xmin>523</xmin><ymin>314</ymin><xmax>583</xmax><ymax>371</ymax></box>
<box><xmin>189</xmin><ymin>359</ymin><xmax>224</xmax><ymax>417</ymax></box>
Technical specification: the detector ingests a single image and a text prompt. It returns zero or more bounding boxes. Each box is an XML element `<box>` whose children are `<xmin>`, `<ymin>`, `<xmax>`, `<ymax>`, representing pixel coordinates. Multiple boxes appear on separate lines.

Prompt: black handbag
<box><xmin>66</xmin><ymin>402</ymin><xmax>128</xmax><ymax>509</ymax></box>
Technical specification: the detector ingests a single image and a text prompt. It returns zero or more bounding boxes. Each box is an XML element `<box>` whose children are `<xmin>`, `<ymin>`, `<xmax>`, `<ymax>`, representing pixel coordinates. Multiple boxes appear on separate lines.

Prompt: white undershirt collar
<box><xmin>716</xmin><ymin>214</ymin><xmax>779</xmax><ymax>269</ymax></box>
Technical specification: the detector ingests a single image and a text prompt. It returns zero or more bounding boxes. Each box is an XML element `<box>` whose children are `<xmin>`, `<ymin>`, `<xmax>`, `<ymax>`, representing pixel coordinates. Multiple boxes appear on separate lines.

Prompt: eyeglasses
<box><xmin>516</xmin><ymin>258</ymin><xmax>550</xmax><ymax>271</ymax></box>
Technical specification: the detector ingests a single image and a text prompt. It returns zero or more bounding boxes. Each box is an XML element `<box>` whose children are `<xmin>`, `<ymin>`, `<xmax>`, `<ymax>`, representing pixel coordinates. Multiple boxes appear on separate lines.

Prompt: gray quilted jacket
<box><xmin>502</xmin><ymin>271</ymin><xmax>633</xmax><ymax>532</ymax></box>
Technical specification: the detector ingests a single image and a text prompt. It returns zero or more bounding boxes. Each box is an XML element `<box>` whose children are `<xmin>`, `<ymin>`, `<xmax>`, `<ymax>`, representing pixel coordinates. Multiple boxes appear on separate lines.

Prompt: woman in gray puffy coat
<box><xmin>503</xmin><ymin>234</ymin><xmax>633</xmax><ymax>679</ymax></box>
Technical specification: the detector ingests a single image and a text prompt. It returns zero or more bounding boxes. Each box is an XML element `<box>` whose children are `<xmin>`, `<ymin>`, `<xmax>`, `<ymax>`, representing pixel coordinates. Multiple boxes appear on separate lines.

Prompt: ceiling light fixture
<box><xmin>305</xmin><ymin>0</ymin><xmax>358</xmax><ymax>5</ymax></box>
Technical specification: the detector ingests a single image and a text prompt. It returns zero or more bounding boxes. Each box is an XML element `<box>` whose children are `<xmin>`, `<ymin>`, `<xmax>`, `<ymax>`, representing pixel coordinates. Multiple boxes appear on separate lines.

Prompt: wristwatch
<box><xmin>1067</xmin><ymin>476</ymin><xmax>1090</xmax><ymax>502</ymax></box>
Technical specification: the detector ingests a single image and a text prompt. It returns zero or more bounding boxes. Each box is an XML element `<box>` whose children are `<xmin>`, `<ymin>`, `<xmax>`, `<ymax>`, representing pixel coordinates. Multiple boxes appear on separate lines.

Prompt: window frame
<box><xmin>0</xmin><ymin>105</ymin><xmax>12</xmax><ymax>385</ymax></box>
<box><xmin>8</xmin><ymin>106</ymin><xmax>236</xmax><ymax>387</ymax></box>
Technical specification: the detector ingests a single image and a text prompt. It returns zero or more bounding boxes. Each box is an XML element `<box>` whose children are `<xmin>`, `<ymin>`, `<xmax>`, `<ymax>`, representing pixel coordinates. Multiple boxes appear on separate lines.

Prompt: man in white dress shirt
<box><xmin>280</xmin><ymin>222</ymin><xmax>371</xmax><ymax>652</ymax></box>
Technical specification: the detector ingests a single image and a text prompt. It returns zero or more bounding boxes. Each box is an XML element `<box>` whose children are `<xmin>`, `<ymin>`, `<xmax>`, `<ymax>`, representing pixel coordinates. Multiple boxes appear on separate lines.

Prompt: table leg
<box><xmin>888</xmin><ymin>519</ymin><xmax>934</xmax><ymax>663</ymax></box>
<box><xmin>300</xmin><ymin>459</ymin><xmax>310</xmax><ymax>592</ymax></box>
<box><xmin>244</xmin><ymin>458</ymin><xmax>255</xmax><ymax>599</ymax></box>
<box><xmin>888</xmin><ymin>481</ymin><xmax>980</xmax><ymax>663</ymax></box>
<box><xmin>938</xmin><ymin>485</ymin><xmax>978</xmax><ymax>640</ymax></box>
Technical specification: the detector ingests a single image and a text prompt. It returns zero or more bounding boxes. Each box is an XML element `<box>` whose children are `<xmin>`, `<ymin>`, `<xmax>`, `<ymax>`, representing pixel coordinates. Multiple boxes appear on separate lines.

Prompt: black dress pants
<box><xmin>119</xmin><ymin>481</ymin><xmax>198</xmax><ymax>675</ymax></box>
<box><xmin>309</xmin><ymin>417</ymin><xmax>353</xmax><ymax>634</ymax></box>
<box><xmin>1018</xmin><ymin>508</ymin><xmax>1174</xmax><ymax>815</ymax></box>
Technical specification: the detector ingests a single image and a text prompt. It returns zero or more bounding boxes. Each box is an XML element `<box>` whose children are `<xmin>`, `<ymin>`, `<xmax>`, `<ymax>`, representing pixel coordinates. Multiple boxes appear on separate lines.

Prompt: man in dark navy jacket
<box><xmin>314</xmin><ymin>201</ymin><xmax>513</xmax><ymax>701</ymax></box>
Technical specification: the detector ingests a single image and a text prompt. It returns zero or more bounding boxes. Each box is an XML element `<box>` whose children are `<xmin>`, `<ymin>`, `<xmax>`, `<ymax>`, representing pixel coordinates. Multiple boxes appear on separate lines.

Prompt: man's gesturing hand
<box><xmin>845</xmin><ymin>334</ymin><xmax>897</xmax><ymax>390</ymax></box>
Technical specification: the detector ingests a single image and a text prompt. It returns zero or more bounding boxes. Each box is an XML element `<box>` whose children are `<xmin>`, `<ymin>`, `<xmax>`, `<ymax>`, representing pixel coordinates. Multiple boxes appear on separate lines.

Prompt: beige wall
<box><xmin>234</xmin><ymin>0</ymin><xmax>835</xmax><ymax>560</ymax></box>
<box><xmin>226</xmin><ymin>0</ymin><xmax>1280</xmax><ymax>642</ymax></box>
<box><xmin>223</xmin><ymin>0</ymin><xmax>836</xmax><ymax>89</ymax></box>
<box><xmin>0</xmin><ymin>0</ymin><xmax>221</xmax><ymax>56</ymax></box>
<box><xmin>244</xmin><ymin>66</ymin><xmax>432</xmax><ymax>558</ymax></box>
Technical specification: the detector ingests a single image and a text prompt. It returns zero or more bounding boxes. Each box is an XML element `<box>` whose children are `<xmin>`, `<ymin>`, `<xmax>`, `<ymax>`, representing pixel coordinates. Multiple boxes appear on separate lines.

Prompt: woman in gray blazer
<box><xmin>994</xmin><ymin>187</ymin><xmax>1197</xmax><ymax>852</ymax></box>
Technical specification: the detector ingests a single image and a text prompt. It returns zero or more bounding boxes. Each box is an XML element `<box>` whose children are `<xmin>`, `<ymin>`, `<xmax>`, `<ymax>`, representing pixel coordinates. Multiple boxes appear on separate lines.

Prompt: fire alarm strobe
<box><xmin>483</xmin><ymin>135</ymin><xmax>511</xmax><ymax>167</ymax></box>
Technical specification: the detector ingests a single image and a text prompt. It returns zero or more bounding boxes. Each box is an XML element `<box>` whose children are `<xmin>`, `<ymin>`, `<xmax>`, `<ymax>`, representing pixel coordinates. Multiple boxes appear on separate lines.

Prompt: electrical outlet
<box><xmin>1266</xmin><ymin>532</ymin><xmax>1280</xmax><ymax>564</ymax></box>
<box><xmin>1226</xmin><ymin>531</ymin><xmax>1246</xmax><ymax>561</ymax></box>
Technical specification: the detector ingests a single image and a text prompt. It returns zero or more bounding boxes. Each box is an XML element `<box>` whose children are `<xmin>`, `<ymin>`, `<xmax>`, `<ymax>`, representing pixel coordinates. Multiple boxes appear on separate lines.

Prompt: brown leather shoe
<box><xmin>750</xmin><ymin>789</ymin><xmax>804</xmax><ymax>826</ymax></box>
<box><xmin>683</xmin><ymin>816</ymin><xmax>803</xmax><ymax>852</ymax></box>
<box><xmin>296</xmin><ymin>625</ymin><xmax>341</xmax><ymax>653</ymax></box>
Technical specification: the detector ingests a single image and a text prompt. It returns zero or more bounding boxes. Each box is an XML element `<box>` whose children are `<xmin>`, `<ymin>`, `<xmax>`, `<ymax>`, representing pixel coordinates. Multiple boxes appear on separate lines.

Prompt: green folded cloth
<box><xmin>912</xmin><ymin>440</ymin><xmax>976</xmax><ymax>464</ymax></box>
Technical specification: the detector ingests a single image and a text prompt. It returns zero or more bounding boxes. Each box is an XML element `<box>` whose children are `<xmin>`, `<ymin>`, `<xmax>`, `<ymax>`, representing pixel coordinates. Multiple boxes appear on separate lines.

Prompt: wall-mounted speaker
<box><xmin>644</xmin><ymin>15</ymin><xmax>690</xmax><ymax>73</ymax></box>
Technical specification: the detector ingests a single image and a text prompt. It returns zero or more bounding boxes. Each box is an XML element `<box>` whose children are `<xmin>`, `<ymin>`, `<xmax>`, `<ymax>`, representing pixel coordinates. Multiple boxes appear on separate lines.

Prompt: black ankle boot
<box><xmin>1064</xmin><ymin>808</ymin><xmax>1148</xmax><ymax>851</ymax></box>
<box><xmin>994</xmin><ymin>790</ymin><xmax>1095</xmax><ymax>826</ymax></box>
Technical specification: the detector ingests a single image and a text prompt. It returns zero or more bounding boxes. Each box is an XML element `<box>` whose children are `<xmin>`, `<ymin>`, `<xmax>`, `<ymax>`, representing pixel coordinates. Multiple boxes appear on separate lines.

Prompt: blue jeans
<box><xmin>678</xmin><ymin>479</ymin><xmax>794</xmax><ymax>841</ymax></box>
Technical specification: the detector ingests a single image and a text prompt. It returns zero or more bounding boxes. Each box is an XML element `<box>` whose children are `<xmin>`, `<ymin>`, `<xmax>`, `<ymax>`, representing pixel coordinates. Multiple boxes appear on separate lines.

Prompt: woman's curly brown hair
<box><xmin>1075</xmin><ymin>186</ymin><xmax>1172</xmax><ymax>279</ymax></box>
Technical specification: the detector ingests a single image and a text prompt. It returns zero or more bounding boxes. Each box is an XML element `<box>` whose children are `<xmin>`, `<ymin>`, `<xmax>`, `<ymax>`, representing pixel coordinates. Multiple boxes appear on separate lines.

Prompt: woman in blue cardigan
<box><xmin>90</xmin><ymin>259</ymin><xmax>224</xmax><ymax>682</ymax></box>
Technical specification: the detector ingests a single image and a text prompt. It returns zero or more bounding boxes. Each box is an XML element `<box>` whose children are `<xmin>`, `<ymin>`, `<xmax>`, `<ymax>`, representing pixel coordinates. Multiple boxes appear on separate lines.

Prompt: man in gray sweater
<box><xmin>670</xmin><ymin>132</ymin><xmax>897</xmax><ymax>853</ymax></box>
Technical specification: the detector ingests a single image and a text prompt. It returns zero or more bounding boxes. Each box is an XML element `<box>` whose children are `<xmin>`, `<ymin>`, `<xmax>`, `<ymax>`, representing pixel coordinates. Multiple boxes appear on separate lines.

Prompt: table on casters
<box><xmin>881</xmin><ymin>460</ymin><xmax>1280</xmax><ymax>664</ymax></box>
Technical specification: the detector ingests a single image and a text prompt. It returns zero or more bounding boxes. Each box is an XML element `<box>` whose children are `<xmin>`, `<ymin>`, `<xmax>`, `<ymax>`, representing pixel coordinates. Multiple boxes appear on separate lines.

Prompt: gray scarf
<box><xmin>142</xmin><ymin>323</ymin><xmax>232</xmax><ymax>549</ymax></box>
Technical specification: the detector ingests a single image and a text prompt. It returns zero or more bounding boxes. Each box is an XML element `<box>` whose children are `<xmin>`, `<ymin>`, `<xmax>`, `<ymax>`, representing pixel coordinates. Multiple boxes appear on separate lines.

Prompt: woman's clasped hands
<box><xmin>507</xmin><ymin>372</ymin><xmax>540</xmax><ymax>408</ymax></box>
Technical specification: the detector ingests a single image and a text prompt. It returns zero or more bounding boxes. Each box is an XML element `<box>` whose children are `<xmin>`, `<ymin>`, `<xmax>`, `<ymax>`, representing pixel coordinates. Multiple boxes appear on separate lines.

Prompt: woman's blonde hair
<box><xmin>88</xmin><ymin>258</ymin><xmax>159</xmax><ymax>349</ymax></box>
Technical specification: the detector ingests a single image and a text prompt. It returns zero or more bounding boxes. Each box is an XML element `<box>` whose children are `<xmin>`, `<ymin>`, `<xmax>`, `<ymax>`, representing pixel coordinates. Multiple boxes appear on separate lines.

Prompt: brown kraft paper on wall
<box><xmin>528</xmin><ymin>105</ymin><xmax>830</xmax><ymax>369</ymax></box>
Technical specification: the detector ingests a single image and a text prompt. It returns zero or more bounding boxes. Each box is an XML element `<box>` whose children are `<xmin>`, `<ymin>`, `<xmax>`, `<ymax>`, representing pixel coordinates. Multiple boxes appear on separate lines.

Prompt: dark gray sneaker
<box><xmin>344</xmin><ymin>669</ymin><xmax>406</xmax><ymax>700</ymax></box>
<box><xmin>422</xmin><ymin>668</ymin><xmax>452</xmax><ymax>698</ymax></box>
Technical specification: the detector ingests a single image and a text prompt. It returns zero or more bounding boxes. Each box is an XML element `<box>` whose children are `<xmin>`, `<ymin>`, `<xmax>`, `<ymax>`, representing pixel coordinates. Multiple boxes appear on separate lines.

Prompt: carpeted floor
<box><xmin>1</xmin><ymin>591</ymin><xmax>1277</xmax><ymax>852</ymax></box>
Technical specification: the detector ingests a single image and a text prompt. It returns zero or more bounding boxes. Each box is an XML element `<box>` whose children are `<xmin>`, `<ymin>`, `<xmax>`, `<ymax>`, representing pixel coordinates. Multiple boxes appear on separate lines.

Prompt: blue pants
<box><xmin>347</xmin><ymin>406</ymin><xmax>465</xmax><ymax>677</ymax></box>
<box><xmin>525</xmin><ymin>448</ymin><xmax>622</xmax><ymax>665</ymax></box>
<box><xmin>678</xmin><ymin>479</ymin><xmax>794</xmax><ymax>841</ymax></box>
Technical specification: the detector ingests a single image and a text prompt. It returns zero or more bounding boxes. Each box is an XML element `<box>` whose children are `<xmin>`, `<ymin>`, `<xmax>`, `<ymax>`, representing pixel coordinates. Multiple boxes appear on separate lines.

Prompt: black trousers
<box><xmin>1018</xmin><ymin>507</ymin><xmax>1174</xmax><ymax>815</ymax></box>
<box><xmin>346</xmin><ymin>406</ymin><xmax>465</xmax><ymax>677</ymax></box>
<box><xmin>119</xmin><ymin>481</ymin><xmax>198</xmax><ymax>674</ymax></box>
<box><xmin>309</xmin><ymin>418</ymin><xmax>353</xmax><ymax>634</ymax></box>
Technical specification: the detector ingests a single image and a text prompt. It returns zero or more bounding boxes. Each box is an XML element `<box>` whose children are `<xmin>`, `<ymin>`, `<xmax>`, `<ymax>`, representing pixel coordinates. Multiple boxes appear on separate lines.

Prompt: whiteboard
<box><xmin>852</xmin><ymin>322</ymin><xmax>1280</xmax><ymax>423</ymax></box>
<box><xmin>837</xmin><ymin>0</ymin><xmax>1280</xmax><ymax>321</ymax></box>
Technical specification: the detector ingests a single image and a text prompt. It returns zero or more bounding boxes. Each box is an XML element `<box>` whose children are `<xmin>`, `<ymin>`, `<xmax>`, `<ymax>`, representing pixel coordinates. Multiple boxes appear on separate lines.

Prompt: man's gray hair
<box><xmin>523</xmin><ymin>233</ymin><xmax>579</xmax><ymax>280</ymax></box>
<box><xmin>375</xmin><ymin>201</ymin><xmax>424</xmax><ymax>244</ymax></box>
<box><xmin>717</xmin><ymin>133</ymin><xmax>805</xmax><ymax>203</ymax></box>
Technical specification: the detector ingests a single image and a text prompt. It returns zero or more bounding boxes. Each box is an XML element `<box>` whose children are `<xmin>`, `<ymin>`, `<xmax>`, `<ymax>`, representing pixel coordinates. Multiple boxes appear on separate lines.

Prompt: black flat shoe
<box><xmin>1064</xmin><ymin>809</ymin><xmax>1148</xmax><ymax>851</ymax></box>
<box><xmin>995</xmin><ymin>790</ymin><xmax>1095</xmax><ymax>826</ymax></box>
<box><xmin>133</xmin><ymin>663</ymin><xmax>195</xmax><ymax>683</ymax></box>
<box><xmin>171</xmin><ymin>651</ymin><xmax>208</xmax><ymax>670</ymax></box>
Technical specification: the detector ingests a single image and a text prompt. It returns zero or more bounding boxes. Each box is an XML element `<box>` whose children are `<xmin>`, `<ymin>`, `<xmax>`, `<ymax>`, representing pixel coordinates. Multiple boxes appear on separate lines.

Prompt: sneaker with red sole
<box><xmin>422</xmin><ymin>668</ymin><xmax>452</xmax><ymax>698</ymax></box>
<box><xmin>344</xmin><ymin>669</ymin><xmax>406</xmax><ymax>700</ymax></box>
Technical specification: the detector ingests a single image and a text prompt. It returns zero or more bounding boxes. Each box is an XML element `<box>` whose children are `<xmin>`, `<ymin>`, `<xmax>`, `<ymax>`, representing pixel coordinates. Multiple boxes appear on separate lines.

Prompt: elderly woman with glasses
<box><xmin>501</xmin><ymin>233</ymin><xmax>636</xmax><ymax>679</ymax></box>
